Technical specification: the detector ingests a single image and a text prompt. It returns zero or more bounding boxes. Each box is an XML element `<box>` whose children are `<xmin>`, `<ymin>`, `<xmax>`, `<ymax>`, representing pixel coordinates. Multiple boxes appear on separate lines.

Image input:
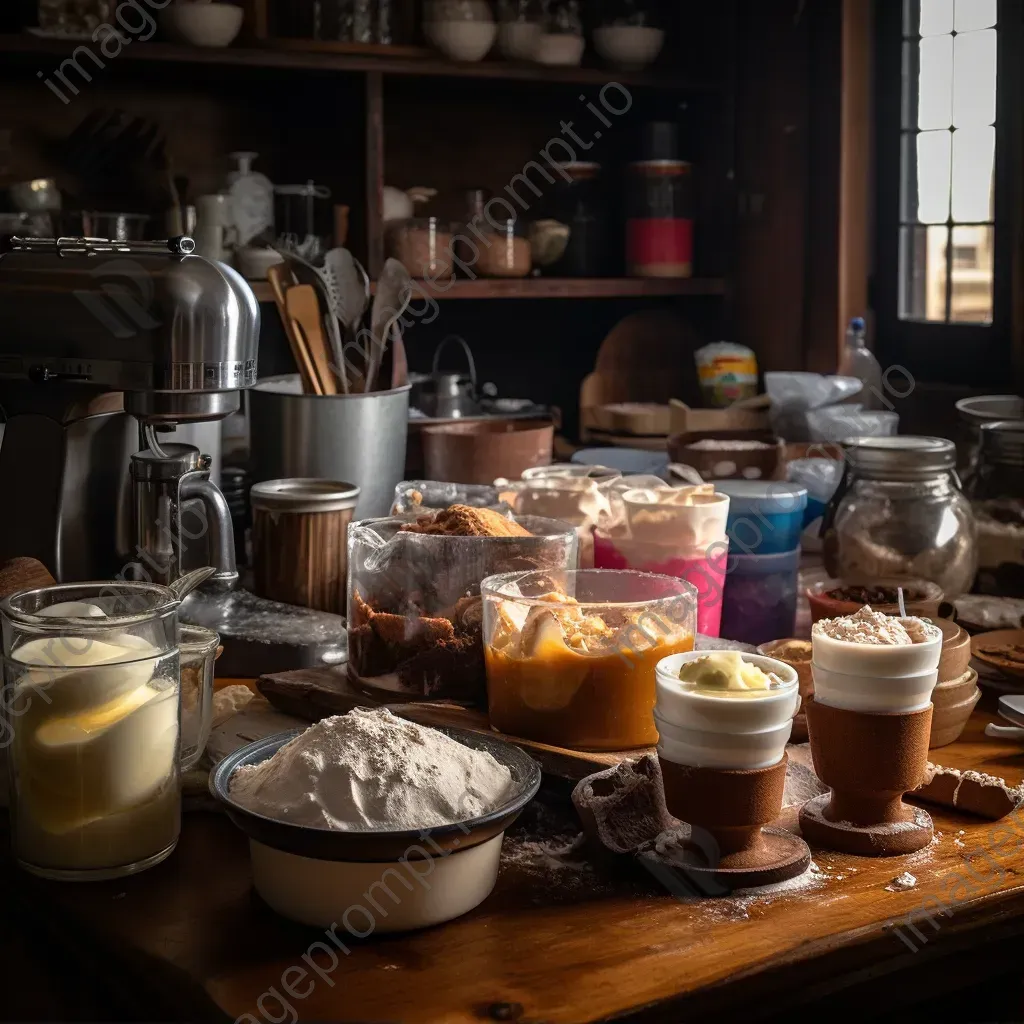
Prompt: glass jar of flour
<box><xmin>1</xmin><ymin>581</ymin><xmax>201</xmax><ymax>880</ymax></box>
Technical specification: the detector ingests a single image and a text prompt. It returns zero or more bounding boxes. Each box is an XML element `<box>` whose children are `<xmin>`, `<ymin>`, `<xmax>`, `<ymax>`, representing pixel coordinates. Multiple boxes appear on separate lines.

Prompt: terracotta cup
<box><xmin>660</xmin><ymin>756</ymin><xmax>787</xmax><ymax>862</ymax></box>
<box><xmin>800</xmin><ymin>697</ymin><xmax>934</xmax><ymax>855</ymax></box>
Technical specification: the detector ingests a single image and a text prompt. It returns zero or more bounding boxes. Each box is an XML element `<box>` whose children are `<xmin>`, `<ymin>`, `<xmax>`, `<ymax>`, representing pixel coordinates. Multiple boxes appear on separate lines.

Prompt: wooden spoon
<box><xmin>267</xmin><ymin>264</ymin><xmax>320</xmax><ymax>395</ymax></box>
<box><xmin>286</xmin><ymin>285</ymin><xmax>338</xmax><ymax>396</ymax></box>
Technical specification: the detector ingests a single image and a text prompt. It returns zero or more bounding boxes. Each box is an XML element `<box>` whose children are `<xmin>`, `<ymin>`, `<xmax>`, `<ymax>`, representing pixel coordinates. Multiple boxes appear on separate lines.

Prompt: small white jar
<box><xmin>654</xmin><ymin>651</ymin><xmax>799</xmax><ymax>770</ymax></box>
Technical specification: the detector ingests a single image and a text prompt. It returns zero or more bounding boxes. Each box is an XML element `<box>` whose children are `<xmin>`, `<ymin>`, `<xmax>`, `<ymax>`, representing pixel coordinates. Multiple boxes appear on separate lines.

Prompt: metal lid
<box><xmin>250</xmin><ymin>478</ymin><xmax>360</xmax><ymax>513</ymax></box>
<box><xmin>844</xmin><ymin>436</ymin><xmax>956</xmax><ymax>479</ymax></box>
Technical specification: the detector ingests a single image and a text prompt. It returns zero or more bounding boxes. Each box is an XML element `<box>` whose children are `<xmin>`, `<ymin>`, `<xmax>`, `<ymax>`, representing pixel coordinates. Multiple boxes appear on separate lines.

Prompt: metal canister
<box><xmin>250</xmin><ymin>478</ymin><xmax>360</xmax><ymax>615</ymax></box>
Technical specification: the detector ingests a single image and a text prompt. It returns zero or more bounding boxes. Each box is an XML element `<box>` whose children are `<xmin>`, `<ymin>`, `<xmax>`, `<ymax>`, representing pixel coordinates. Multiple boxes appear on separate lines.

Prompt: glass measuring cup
<box><xmin>0</xmin><ymin>574</ymin><xmax>215</xmax><ymax>880</ymax></box>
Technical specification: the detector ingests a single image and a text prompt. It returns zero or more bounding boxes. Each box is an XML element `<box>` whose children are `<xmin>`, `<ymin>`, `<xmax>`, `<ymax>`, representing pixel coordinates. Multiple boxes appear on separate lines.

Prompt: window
<box><xmin>898</xmin><ymin>0</ymin><xmax>997</xmax><ymax>324</ymax></box>
<box><xmin>874</xmin><ymin>0</ymin><xmax>1019</xmax><ymax>386</ymax></box>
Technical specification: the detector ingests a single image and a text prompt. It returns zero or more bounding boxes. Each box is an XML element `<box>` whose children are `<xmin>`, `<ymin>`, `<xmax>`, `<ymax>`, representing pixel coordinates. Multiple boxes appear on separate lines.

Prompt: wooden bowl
<box><xmin>807</xmin><ymin>578</ymin><xmax>945</xmax><ymax>624</ymax></box>
<box><xmin>931</xmin><ymin>667</ymin><xmax>978</xmax><ymax>710</ymax></box>
<box><xmin>422</xmin><ymin>419</ymin><xmax>554</xmax><ymax>485</ymax></box>
<box><xmin>758</xmin><ymin>638</ymin><xmax>812</xmax><ymax>743</ymax></box>
<box><xmin>934</xmin><ymin>618</ymin><xmax>971</xmax><ymax>683</ymax></box>
<box><xmin>929</xmin><ymin>681</ymin><xmax>981</xmax><ymax>749</ymax></box>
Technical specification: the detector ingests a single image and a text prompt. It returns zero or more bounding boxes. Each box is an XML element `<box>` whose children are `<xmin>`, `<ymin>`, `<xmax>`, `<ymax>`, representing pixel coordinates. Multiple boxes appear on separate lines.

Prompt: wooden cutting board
<box><xmin>257</xmin><ymin>666</ymin><xmax>653</xmax><ymax>781</ymax></box>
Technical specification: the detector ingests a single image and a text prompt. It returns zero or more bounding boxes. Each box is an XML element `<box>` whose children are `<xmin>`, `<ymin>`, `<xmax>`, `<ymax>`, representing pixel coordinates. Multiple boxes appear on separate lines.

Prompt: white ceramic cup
<box><xmin>654</xmin><ymin>650</ymin><xmax>799</xmax><ymax>770</ymax></box>
<box><xmin>811</xmin><ymin>626</ymin><xmax>941</xmax><ymax>677</ymax></box>
<box><xmin>810</xmin><ymin>662</ymin><xmax>938</xmax><ymax>714</ymax></box>
<box><xmin>654</xmin><ymin>713</ymin><xmax>795</xmax><ymax>771</ymax></box>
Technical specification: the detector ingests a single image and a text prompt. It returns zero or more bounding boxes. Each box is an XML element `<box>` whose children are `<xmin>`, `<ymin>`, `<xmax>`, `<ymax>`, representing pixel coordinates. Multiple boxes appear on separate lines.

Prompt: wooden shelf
<box><xmin>249</xmin><ymin>277</ymin><xmax>725</xmax><ymax>303</ymax></box>
<box><xmin>7</xmin><ymin>34</ymin><xmax>718</xmax><ymax>90</ymax></box>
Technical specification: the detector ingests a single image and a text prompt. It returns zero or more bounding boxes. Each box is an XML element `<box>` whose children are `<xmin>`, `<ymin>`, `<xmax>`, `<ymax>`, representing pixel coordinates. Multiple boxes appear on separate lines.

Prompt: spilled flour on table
<box><xmin>886</xmin><ymin>871</ymin><xmax>918</xmax><ymax>892</ymax></box>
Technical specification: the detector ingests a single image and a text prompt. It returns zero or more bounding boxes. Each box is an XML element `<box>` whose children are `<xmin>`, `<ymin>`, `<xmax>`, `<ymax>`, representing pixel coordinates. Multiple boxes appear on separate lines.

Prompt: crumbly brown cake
<box><xmin>400</xmin><ymin>504</ymin><xmax>531</xmax><ymax>538</ymax></box>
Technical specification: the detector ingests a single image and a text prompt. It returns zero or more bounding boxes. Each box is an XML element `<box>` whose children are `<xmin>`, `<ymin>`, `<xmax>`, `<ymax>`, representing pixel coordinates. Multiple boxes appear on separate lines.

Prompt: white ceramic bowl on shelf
<box><xmin>593</xmin><ymin>25</ymin><xmax>664</xmax><ymax>69</ymax></box>
<box><xmin>161</xmin><ymin>2</ymin><xmax>245</xmax><ymax>47</ymax></box>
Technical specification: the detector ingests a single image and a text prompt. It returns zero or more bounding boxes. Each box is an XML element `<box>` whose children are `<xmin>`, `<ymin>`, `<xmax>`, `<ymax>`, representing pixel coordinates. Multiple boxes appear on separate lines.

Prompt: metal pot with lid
<box><xmin>955</xmin><ymin>395</ymin><xmax>1024</xmax><ymax>470</ymax></box>
<box><xmin>822</xmin><ymin>436</ymin><xmax>977</xmax><ymax>599</ymax></box>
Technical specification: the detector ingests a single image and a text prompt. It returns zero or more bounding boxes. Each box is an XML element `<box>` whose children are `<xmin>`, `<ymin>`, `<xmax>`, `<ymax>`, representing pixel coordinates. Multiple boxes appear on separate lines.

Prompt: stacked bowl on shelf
<box><xmin>715</xmin><ymin>481</ymin><xmax>808</xmax><ymax>646</ymax></box>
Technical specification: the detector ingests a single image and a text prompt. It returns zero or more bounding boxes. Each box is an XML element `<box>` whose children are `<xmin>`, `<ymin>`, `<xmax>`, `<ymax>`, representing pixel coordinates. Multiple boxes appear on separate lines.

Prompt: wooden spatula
<box><xmin>286</xmin><ymin>285</ymin><xmax>338</xmax><ymax>396</ymax></box>
<box><xmin>267</xmin><ymin>264</ymin><xmax>321</xmax><ymax>395</ymax></box>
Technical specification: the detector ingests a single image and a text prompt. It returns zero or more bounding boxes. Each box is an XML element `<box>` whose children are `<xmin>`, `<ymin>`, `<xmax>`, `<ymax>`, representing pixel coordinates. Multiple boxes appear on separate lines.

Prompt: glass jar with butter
<box><xmin>1</xmin><ymin>582</ymin><xmax>209</xmax><ymax>880</ymax></box>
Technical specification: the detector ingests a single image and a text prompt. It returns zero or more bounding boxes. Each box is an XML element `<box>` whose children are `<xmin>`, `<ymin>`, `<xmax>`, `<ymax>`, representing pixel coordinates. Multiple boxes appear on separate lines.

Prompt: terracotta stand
<box><xmin>658</xmin><ymin>755</ymin><xmax>810</xmax><ymax>889</ymax></box>
<box><xmin>799</xmin><ymin>698</ymin><xmax>934</xmax><ymax>856</ymax></box>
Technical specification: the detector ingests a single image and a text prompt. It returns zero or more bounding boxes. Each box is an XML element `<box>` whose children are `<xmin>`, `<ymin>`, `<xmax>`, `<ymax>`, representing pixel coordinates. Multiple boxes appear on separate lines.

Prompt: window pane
<box><xmin>901</xmin><ymin>40</ymin><xmax>919</xmax><ymax>129</ymax></box>
<box><xmin>918</xmin><ymin>35</ymin><xmax>953</xmax><ymax>129</ymax></box>
<box><xmin>900</xmin><ymin>224</ymin><xmax>949</xmax><ymax>321</ymax></box>
<box><xmin>952</xmin><ymin>125</ymin><xmax>995</xmax><ymax>221</ymax></box>
<box><xmin>900</xmin><ymin>132</ymin><xmax>918</xmax><ymax>221</ymax></box>
<box><xmin>919</xmin><ymin>0</ymin><xmax>953</xmax><ymax>35</ymax></box>
<box><xmin>953</xmin><ymin>29</ymin><xmax>997</xmax><ymax>126</ymax></box>
<box><xmin>949</xmin><ymin>224</ymin><xmax>993</xmax><ymax>323</ymax></box>
<box><xmin>917</xmin><ymin>130</ymin><xmax>951</xmax><ymax>223</ymax></box>
<box><xmin>955</xmin><ymin>0</ymin><xmax>996</xmax><ymax>32</ymax></box>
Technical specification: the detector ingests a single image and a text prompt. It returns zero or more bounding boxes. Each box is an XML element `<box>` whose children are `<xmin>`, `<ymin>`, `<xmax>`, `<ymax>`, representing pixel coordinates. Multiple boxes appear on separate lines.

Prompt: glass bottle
<box><xmin>838</xmin><ymin>317</ymin><xmax>884</xmax><ymax>410</ymax></box>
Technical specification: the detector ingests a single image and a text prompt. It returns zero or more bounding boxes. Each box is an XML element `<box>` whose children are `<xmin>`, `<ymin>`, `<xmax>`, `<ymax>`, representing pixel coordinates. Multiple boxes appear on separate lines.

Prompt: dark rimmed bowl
<box><xmin>210</xmin><ymin>725</ymin><xmax>542</xmax><ymax>862</ymax></box>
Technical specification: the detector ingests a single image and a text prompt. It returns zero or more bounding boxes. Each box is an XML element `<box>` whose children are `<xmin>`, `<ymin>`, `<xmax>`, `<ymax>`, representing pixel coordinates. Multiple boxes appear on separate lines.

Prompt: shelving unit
<box><xmin>251</xmin><ymin>276</ymin><xmax>726</xmax><ymax>303</ymax></box>
<box><xmin>1</xmin><ymin>34</ymin><xmax>717</xmax><ymax>90</ymax></box>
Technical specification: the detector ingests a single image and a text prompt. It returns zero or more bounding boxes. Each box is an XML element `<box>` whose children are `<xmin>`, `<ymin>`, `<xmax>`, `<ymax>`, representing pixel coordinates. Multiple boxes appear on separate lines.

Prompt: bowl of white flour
<box><xmin>210</xmin><ymin>708</ymin><xmax>541</xmax><ymax>930</ymax></box>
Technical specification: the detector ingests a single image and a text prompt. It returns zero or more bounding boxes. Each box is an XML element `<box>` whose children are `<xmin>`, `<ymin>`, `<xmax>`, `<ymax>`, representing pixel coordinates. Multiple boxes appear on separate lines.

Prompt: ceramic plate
<box><xmin>971</xmin><ymin>629</ymin><xmax>1024</xmax><ymax>680</ymax></box>
<box><xmin>998</xmin><ymin>694</ymin><xmax>1024</xmax><ymax>729</ymax></box>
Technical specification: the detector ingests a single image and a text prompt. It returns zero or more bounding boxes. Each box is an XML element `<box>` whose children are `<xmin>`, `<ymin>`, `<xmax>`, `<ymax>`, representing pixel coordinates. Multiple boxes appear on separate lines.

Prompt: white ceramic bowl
<box><xmin>811</xmin><ymin>662</ymin><xmax>938</xmax><ymax>714</ymax></box>
<box><xmin>250</xmin><ymin>834</ymin><xmax>503</xmax><ymax>931</ymax></box>
<box><xmin>593</xmin><ymin>25</ymin><xmax>665</xmax><ymax>69</ymax></box>
<box><xmin>654</xmin><ymin>650</ymin><xmax>799</xmax><ymax>769</ymax></box>
<box><xmin>161</xmin><ymin>2</ymin><xmax>244</xmax><ymax>47</ymax></box>
<box><xmin>811</xmin><ymin>627</ymin><xmax>941</xmax><ymax>677</ymax></box>
<box><xmin>654</xmin><ymin>713</ymin><xmax>793</xmax><ymax>770</ymax></box>
<box><xmin>430</xmin><ymin>20</ymin><xmax>497</xmax><ymax>61</ymax></box>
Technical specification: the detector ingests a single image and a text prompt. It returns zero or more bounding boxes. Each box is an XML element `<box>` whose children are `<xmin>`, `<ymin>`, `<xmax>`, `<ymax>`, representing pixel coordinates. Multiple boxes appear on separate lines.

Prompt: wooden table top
<box><xmin>5</xmin><ymin>701</ymin><xmax>1024</xmax><ymax>1024</ymax></box>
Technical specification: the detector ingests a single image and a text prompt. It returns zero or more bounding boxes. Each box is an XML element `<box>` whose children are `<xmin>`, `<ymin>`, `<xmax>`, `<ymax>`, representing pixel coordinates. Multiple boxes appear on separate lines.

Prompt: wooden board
<box><xmin>5</xmin><ymin>703</ymin><xmax>1024</xmax><ymax>1023</ymax></box>
<box><xmin>257</xmin><ymin>666</ymin><xmax>652</xmax><ymax>780</ymax></box>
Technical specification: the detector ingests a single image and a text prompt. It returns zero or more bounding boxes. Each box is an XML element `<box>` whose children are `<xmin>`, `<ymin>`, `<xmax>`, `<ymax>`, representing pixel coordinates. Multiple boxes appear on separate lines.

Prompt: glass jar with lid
<box><xmin>497</xmin><ymin>0</ymin><xmax>543</xmax><ymax>59</ymax></box>
<box><xmin>821</xmin><ymin>437</ymin><xmax>977</xmax><ymax>599</ymax></box>
<box><xmin>532</xmin><ymin>162</ymin><xmax>607</xmax><ymax>277</ymax></box>
<box><xmin>476</xmin><ymin>217</ymin><xmax>532</xmax><ymax>278</ymax></box>
<box><xmin>386</xmin><ymin>216</ymin><xmax>455</xmax><ymax>280</ymax></box>
<box><xmin>964</xmin><ymin>420</ymin><xmax>1024</xmax><ymax>595</ymax></box>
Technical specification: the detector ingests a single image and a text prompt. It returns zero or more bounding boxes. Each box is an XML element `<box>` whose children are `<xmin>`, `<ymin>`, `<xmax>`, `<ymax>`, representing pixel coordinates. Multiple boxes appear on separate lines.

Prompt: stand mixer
<box><xmin>0</xmin><ymin>236</ymin><xmax>259</xmax><ymax>589</ymax></box>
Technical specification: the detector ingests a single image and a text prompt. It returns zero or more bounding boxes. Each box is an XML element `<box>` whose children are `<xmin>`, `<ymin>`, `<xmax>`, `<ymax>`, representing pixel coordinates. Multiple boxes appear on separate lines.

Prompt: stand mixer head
<box><xmin>0</xmin><ymin>235</ymin><xmax>260</xmax><ymax>587</ymax></box>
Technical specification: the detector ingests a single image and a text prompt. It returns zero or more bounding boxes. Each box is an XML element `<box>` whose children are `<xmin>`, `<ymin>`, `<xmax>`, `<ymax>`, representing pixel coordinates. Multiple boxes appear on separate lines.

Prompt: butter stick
<box><xmin>911</xmin><ymin>762</ymin><xmax>1023</xmax><ymax>821</ymax></box>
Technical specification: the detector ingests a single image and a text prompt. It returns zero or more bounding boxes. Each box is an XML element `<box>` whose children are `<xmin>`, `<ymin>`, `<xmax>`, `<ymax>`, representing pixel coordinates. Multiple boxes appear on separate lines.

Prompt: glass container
<box><xmin>387</xmin><ymin>216</ymin><xmax>455</xmax><ymax>280</ymax></box>
<box><xmin>534</xmin><ymin>0</ymin><xmax>584</xmax><ymax>65</ymax></box>
<box><xmin>497</xmin><ymin>0</ymin><xmax>543</xmax><ymax>59</ymax></box>
<box><xmin>347</xmin><ymin>514</ymin><xmax>577</xmax><ymax>705</ymax></box>
<box><xmin>425</xmin><ymin>0</ymin><xmax>497</xmax><ymax>62</ymax></box>
<box><xmin>179</xmin><ymin>624</ymin><xmax>219</xmax><ymax>773</ymax></box>
<box><xmin>482</xmin><ymin>568</ymin><xmax>696</xmax><ymax>750</ymax></box>
<box><xmin>476</xmin><ymin>217</ymin><xmax>532</xmax><ymax>278</ymax></box>
<box><xmin>964</xmin><ymin>420</ymin><xmax>1024</xmax><ymax>595</ymax></box>
<box><xmin>626</xmin><ymin>159</ymin><xmax>693</xmax><ymax>278</ymax></box>
<box><xmin>1</xmin><ymin>582</ymin><xmax>183</xmax><ymax>880</ymax></box>
<box><xmin>594</xmin><ymin>0</ymin><xmax>664</xmax><ymax>70</ymax></box>
<box><xmin>822</xmin><ymin>436</ymin><xmax>977</xmax><ymax>599</ymax></box>
<box><xmin>533</xmin><ymin>162</ymin><xmax>607</xmax><ymax>277</ymax></box>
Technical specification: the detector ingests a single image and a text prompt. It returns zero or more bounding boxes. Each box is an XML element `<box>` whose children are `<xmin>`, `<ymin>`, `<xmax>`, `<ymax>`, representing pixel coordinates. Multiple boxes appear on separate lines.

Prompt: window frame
<box><xmin>873</xmin><ymin>0</ymin><xmax>1021</xmax><ymax>386</ymax></box>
